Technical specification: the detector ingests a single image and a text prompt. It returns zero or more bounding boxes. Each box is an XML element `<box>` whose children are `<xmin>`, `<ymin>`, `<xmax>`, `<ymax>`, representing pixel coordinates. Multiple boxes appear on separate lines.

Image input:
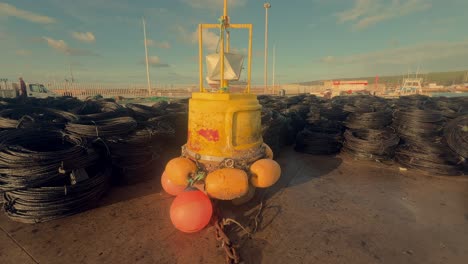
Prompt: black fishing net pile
<box><xmin>105</xmin><ymin>121</ymin><xmax>175</xmax><ymax>185</ymax></box>
<box><xmin>295</xmin><ymin>96</ymin><xmax>348</xmax><ymax>155</ymax></box>
<box><xmin>104</xmin><ymin>103</ymin><xmax>177</xmax><ymax>185</ymax></box>
<box><xmin>261</xmin><ymin>107</ymin><xmax>289</xmax><ymax>156</ymax></box>
<box><xmin>258</xmin><ymin>95</ymin><xmax>314</xmax><ymax>156</ymax></box>
<box><xmin>152</xmin><ymin>99</ymin><xmax>188</xmax><ymax>148</ymax></box>
<box><xmin>341</xmin><ymin>97</ymin><xmax>399</xmax><ymax>161</ymax></box>
<box><xmin>283</xmin><ymin>95</ymin><xmax>311</xmax><ymax>145</ymax></box>
<box><xmin>434</xmin><ymin>96</ymin><xmax>468</xmax><ymax>120</ymax></box>
<box><xmin>0</xmin><ymin>126</ymin><xmax>109</xmax><ymax>223</ymax></box>
<box><xmin>392</xmin><ymin>95</ymin><xmax>464</xmax><ymax>175</ymax></box>
<box><xmin>289</xmin><ymin>94</ymin><xmax>466</xmax><ymax>175</ymax></box>
<box><xmin>444</xmin><ymin>115</ymin><xmax>468</xmax><ymax>162</ymax></box>
<box><xmin>0</xmin><ymin>97</ymin><xmax>177</xmax><ymax>223</ymax></box>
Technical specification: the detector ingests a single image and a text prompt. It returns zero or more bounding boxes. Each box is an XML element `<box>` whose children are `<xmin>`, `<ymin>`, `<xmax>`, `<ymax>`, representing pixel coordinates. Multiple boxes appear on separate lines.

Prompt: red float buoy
<box><xmin>161</xmin><ymin>171</ymin><xmax>186</xmax><ymax>196</ymax></box>
<box><xmin>170</xmin><ymin>189</ymin><xmax>213</xmax><ymax>233</ymax></box>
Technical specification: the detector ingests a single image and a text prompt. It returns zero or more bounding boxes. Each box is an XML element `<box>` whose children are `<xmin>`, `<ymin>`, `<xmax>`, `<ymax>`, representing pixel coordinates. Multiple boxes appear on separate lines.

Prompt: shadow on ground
<box><xmin>95</xmin><ymin>144</ymin><xmax>343</xmax><ymax>263</ymax></box>
<box><xmin>98</xmin><ymin>143</ymin><xmax>182</xmax><ymax>207</ymax></box>
<box><xmin>216</xmin><ymin>146</ymin><xmax>342</xmax><ymax>263</ymax></box>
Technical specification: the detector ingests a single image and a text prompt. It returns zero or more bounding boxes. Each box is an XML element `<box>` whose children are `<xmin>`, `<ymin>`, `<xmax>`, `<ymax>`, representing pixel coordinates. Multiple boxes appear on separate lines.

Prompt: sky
<box><xmin>1</xmin><ymin>0</ymin><xmax>468</xmax><ymax>85</ymax></box>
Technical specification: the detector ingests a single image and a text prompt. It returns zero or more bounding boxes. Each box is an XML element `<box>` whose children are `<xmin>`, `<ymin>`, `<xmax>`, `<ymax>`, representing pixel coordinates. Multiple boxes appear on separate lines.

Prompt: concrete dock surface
<box><xmin>1</xmin><ymin>147</ymin><xmax>467</xmax><ymax>264</ymax></box>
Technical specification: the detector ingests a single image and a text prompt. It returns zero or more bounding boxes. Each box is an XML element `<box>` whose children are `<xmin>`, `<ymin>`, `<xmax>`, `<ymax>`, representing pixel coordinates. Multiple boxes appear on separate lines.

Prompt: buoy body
<box><xmin>170</xmin><ymin>190</ymin><xmax>213</xmax><ymax>233</ymax></box>
<box><xmin>186</xmin><ymin>93</ymin><xmax>263</xmax><ymax>160</ymax></box>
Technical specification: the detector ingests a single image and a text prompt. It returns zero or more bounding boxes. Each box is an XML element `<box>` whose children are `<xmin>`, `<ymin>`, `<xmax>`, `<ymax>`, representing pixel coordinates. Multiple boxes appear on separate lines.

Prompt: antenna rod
<box><xmin>143</xmin><ymin>17</ymin><xmax>151</xmax><ymax>95</ymax></box>
<box><xmin>224</xmin><ymin>0</ymin><xmax>228</xmax><ymax>18</ymax></box>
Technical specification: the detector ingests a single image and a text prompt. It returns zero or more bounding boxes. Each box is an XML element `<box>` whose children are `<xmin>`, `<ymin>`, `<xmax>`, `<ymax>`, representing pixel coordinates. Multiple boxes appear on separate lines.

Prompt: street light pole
<box><xmin>264</xmin><ymin>2</ymin><xmax>271</xmax><ymax>94</ymax></box>
<box><xmin>272</xmin><ymin>43</ymin><xmax>276</xmax><ymax>91</ymax></box>
<box><xmin>142</xmin><ymin>17</ymin><xmax>151</xmax><ymax>96</ymax></box>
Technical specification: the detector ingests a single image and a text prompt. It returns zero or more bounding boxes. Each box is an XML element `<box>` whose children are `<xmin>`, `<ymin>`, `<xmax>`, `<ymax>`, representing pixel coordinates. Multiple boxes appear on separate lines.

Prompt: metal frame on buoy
<box><xmin>198</xmin><ymin>0</ymin><xmax>253</xmax><ymax>93</ymax></box>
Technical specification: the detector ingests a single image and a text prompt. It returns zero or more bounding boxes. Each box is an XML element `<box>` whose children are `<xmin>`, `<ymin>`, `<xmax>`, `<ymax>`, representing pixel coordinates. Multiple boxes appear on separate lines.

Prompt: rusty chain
<box><xmin>180</xmin><ymin>144</ymin><xmax>270</xmax><ymax>263</ymax></box>
<box><xmin>215</xmin><ymin>219</ymin><xmax>240</xmax><ymax>264</ymax></box>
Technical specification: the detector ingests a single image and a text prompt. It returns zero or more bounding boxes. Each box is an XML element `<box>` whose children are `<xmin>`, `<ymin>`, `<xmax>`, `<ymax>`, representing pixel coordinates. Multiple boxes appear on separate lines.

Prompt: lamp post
<box><xmin>272</xmin><ymin>43</ymin><xmax>276</xmax><ymax>93</ymax></box>
<box><xmin>264</xmin><ymin>2</ymin><xmax>271</xmax><ymax>94</ymax></box>
<box><xmin>142</xmin><ymin>17</ymin><xmax>151</xmax><ymax>96</ymax></box>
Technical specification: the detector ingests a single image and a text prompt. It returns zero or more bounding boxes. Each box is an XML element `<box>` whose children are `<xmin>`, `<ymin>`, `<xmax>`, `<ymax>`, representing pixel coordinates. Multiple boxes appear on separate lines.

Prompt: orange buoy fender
<box><xmin>250</xmin><ymin>159</ymin><xmax>281</xmax><ymax>188</ymax></box>
<box><xmin>205</xmin><ymin>168</ymin><xmax>249</xmax><ymax>200</ymax></box>
<box><xmin>161</xmin><ymin>171</ymin><xmax>186</xmax><ymax>196</ymax></box>
<box><xmin>170</xmin><ymin>189</ymin><xmax>213</xmax><ymax>233</ymax></box>
<box><xmin>165</xmin><ymin>157</ymin><xmax>197</xmax><ymax>186</ymax></box>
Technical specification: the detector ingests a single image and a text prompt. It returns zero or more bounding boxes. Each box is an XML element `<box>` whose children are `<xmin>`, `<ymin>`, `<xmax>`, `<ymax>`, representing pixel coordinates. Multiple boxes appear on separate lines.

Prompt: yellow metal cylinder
<box><xmin>186</xmin><ymin>92</ymin><xmax>262</xmax><ymax>159</ymax></box>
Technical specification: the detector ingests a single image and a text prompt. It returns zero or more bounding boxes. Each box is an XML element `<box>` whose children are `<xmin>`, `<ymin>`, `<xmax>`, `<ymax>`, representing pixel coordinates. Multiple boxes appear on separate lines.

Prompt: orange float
<box><xmin>205</xmin><ymin>168</ymin><xmax>249</xmax><ymax>200</ymax></box>
<box><xmin>165</xmin><ymin>157</ymin><xmax>197</xmax><ymax>186</ymax></box>
<box><xmin>161</xmin><ymin>171</ymin><xmax>186</xmax><ymax>196</ymax></box>
<box><xmin>250</xmin><ymin>159</ymin><xmax>281</xmax><ymax>188</ymax></box>
<box><xmin>170</xmin><ymin>189</ymin><xmax>213</xmax><ymax>233</ymax></box>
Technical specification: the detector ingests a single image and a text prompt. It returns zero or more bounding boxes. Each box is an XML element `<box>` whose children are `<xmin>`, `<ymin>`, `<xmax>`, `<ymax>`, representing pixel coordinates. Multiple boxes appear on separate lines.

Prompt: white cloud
<box><xmin>144</xmin><ymin>56</ymin><xmax>170</xmax><ymax>68</ymax></box>
<box><xmin>320</xmin><ymin>56</ymin><xmax>335</xmax><ymax>63</ymax></box>
<box><xmin>16</xmin><ymin>50</ymin><xmax>32</xmax><ymax>56</ymax></box>
<box><xmin>336</xmin><ymin>0</ymin><xmax>431</xmax><ymax>29</ymax></box>
<box><xmin>43</xmin><ymin>37</ymin><xmax>69</xmax><ymax>53</ymax></box>
<box><xmin>320</xmin><ymin>39</ymin><xmax>468</xmax><ymax>65</ymax></box>
<box><xmin>176</xmin><ymin>25</ymin><xmax>220</xmax><ymax>52</ymax></box>
<box><xmin>0</xmin><ymin>3</ymin><xmax>56</xmax><ymax>24</ymax></box>
<box><xmin>72</xmin><ymin>32</ymin><xmax>96</xmax><ymax>43</ymax></box>
<box><xmin>158</xmin><ymin>41</ymin><xmax>171</xmax><ymax>49</ymax></box>
<box><xmin>181</xmin><ymin>0</ymin><xmax>247</xmax><ymax>10</ymax></box>
<box><xmin>193</xmin><ymin>29</ymin><xmax>219</xmax><ymax>51</ymax></box>
<box><xmin>43</xmin><ymin>37</ymin><xmax>97</xmax><ymax>56</ymax></box>
<box><xmin>146</xmin><ymin>39</ymin><xmax>171</xmax><ymax>49</ymax></box>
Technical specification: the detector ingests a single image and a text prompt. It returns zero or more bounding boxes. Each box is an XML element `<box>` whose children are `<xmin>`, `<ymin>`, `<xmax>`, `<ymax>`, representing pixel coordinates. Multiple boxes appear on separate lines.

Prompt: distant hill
<box><xmin>299</xmin><ymin>70</ymin><xmax>468</xmax><ymax>86</ymax></box>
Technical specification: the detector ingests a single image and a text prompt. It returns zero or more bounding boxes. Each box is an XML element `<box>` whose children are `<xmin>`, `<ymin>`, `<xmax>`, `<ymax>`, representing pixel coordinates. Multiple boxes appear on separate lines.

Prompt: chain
<box><xmin>214</xmin><ymin>217</ymin><xmax>241</xmax><ymax>264</ymax></box>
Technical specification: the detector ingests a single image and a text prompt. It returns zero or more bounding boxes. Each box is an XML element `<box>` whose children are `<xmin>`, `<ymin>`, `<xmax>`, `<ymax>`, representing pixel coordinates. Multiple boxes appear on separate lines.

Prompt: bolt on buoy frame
<box><xmin>199</xmin><ymin>0</ymin><xmax>253</xmax><ymax>93</ymax></box>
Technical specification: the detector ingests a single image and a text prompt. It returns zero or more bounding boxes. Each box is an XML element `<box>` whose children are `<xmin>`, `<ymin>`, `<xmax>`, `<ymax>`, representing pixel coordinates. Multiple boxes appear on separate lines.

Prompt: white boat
<box><xmin>398</xmin><ymin>78</ymin><xmax>423</xmax><ymax>95</ymax></box>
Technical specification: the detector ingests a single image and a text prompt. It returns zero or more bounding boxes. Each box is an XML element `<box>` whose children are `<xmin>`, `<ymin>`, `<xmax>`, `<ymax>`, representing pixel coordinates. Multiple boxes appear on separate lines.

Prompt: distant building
<box><xmin>427</xmin><ymin>83</ymin><xmax>444</xmax><ymax>89</ymax></box>
<box><xmin>323</xmin><ymin>80</ymin><xmax>368</xmax><ymax>92</ymax></box>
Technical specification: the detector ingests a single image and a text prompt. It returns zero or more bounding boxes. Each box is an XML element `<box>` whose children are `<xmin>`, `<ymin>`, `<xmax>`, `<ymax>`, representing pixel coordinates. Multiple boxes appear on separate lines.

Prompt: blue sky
<box><xmin>1</xmin><ymin>0</ymin><xmax>468</xmax><ymax>85</ymax></box>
